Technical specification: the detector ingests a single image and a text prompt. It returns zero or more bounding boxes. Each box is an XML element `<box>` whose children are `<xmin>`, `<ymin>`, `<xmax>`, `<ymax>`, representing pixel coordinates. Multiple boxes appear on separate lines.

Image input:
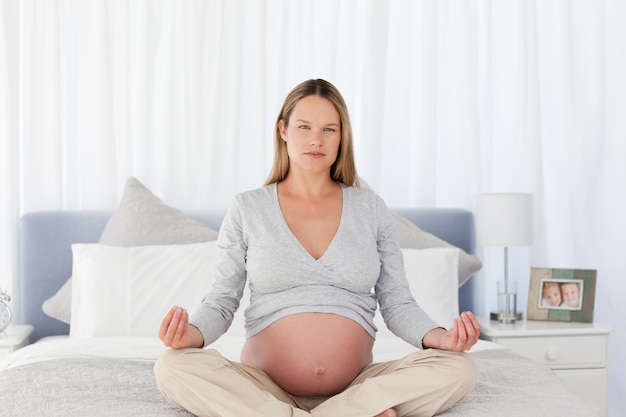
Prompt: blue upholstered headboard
<box><xmin>20</xmin><ymin>208</ymin><xmax>477</xmax><ymax>342</ymax></box>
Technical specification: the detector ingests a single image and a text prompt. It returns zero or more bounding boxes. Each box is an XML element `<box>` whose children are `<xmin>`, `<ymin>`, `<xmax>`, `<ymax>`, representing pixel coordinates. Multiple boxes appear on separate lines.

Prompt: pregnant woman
<box><xmin>154</xmin><ymin>79</ymin><xmax>480</xmax><ymax>417</ymax></box>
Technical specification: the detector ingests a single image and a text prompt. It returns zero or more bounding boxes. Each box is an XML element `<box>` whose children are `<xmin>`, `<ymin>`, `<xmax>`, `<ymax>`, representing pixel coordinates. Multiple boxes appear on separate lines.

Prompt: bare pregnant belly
<box><xmin>240</xmin><ymin>313</ymin><xmax>374</xmax><ymax>397</ymax></box>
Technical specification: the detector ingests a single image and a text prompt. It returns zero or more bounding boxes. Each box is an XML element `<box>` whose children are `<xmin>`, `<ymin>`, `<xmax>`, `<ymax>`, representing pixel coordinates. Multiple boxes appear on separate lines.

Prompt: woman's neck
<box><xmin>278</xmin><ymin>174</ymin><xmax>339</xmax><ymax>200</ymax></box>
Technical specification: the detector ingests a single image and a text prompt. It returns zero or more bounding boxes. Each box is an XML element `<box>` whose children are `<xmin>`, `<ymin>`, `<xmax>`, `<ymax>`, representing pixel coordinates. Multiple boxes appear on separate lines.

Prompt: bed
<box><xmin>0</xmin><ymin>178</ymin><xmax>597</xmax><ymax>416</ymax></box>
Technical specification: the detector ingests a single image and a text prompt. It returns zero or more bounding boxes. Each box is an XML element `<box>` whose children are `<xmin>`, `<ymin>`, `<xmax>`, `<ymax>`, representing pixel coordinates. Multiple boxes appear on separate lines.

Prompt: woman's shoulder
<box><xmin>235</xmin><ymin>183</ymin><xmax>275</xmax><ymax>199</ymax></box>
<box><xmin>343</xmin><ymin>183</ymin><xmax>386</xmax><ymax>206</ymax></box>
<box><xmin>231</xmin><ymin>183</ymin><xmax>276</xmax><ymax>210</ymax></box>
<box><xmin>222</xmin><ymin>184</ymin><xmax>276</xmax><ymax>225</ymax></box>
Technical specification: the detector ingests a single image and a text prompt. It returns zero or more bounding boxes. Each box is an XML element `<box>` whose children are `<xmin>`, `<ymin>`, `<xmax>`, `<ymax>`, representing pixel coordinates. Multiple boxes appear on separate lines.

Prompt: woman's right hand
<box><xmin>158</xmin><ymin>306</ymin><xmax>204</xmax><ymax>349</ymax></box>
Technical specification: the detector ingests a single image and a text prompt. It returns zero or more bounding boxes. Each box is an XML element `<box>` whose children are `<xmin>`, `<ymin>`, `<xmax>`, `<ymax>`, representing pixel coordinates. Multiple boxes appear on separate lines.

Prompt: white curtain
<box><xmin>2</xmin><ymin>1</ymin><xmax>625</xmax><ymax>414</ymax></box>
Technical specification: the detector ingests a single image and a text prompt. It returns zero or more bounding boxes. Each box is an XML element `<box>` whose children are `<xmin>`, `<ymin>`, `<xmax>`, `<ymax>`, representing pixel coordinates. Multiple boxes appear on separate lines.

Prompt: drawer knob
<box><xmin>546</xmin><ymin>348</ymin><xmax>561</xmax><ymax>361</ymax></box>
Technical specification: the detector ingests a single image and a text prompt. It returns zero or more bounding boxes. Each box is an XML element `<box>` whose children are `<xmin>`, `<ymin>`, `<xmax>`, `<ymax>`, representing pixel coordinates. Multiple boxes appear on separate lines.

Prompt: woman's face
<box><xmin>279</xmin><ymin>95</ymin><xmax>341</xmax><ymax>176</ymax></box>
<box><xmin>561</xmin><ymin>283</ymin><xmax>580</xmax><ymax>307</ymax></box>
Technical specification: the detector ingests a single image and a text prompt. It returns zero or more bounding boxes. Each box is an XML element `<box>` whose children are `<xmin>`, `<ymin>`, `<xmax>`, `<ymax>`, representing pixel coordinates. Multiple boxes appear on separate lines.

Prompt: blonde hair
<box><xmin>264</xmin><ymin>79</ymin><xmax>360</xmax><ymax>187</ymax></box>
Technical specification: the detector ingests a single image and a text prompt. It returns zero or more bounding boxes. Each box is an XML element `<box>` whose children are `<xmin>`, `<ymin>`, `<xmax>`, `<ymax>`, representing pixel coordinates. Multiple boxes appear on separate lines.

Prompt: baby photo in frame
<box><xmin>527</xmin><ymin>267</ymin><xmax>597</xmax><ymax>323</ymax></box>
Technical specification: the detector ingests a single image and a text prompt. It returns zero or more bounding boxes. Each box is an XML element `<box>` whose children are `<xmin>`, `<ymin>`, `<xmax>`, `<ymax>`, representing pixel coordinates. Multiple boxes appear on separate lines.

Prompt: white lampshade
<box><xmin>476</xmin><ymin>193</ymin><xmax>534</xmax><ymax>247</ymax></box>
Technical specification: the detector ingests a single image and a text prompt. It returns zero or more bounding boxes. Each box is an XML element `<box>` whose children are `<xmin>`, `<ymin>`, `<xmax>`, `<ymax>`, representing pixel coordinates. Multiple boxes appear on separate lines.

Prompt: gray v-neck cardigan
<box><xmin>190</xmin><ymin>183</ymin><xmax>438</xmax><ymax>349</ymax></box>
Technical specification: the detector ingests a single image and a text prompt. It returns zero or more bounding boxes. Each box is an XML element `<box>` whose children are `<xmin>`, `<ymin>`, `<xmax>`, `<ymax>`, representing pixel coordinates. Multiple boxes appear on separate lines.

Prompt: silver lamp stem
<box><xmin>504</xmin><ymin>246</ymin><xmax>509</xmax><ymax>294</ymax></box>
<box><xmin>503</xmin><ymin>246</ymin><xmax>512</xmax><ymax>316</ymax></box>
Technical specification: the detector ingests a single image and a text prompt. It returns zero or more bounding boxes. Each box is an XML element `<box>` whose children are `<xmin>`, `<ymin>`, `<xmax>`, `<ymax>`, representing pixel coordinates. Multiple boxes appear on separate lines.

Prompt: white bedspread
<box><xmin>1</xmin><ymin>335</ymin><xmax>501</xmax><ymax>370</ymax></box>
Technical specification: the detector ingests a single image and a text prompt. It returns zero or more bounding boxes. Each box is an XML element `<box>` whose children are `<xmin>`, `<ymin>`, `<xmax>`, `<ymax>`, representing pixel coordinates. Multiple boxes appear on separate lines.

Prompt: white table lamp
<box><xmin>476</xmin><ymin>193</ymin><xmax>533</xmax><ymax>323</ymax></box>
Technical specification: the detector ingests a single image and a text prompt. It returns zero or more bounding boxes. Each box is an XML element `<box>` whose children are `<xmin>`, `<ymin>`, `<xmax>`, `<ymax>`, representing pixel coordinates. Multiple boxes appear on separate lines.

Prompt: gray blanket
<box><xmin>0</xmin><ymin>358</ymin><xmax>193</xmax><ymax>417</ymax></box>
<box><xmin>0</xmin><ymin>349</ymin><xmax>595</xmax><ymax>417</ymax></box>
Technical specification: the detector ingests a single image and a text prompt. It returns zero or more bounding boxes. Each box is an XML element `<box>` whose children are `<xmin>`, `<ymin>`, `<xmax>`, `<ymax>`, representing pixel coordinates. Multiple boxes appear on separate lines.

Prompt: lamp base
<box><xmin>490</xmin><ymin>311</ymin><xmax>523</xmax><ymax>323</ymax></box>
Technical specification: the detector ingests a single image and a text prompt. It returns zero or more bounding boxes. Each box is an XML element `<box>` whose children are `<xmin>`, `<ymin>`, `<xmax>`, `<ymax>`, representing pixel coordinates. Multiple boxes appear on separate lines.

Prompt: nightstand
<box><xmin>0</xmin><ymin>325</ymin><xmax>34</xmax><ymax>360</ymax></box>
<box><xmin>479</xmin><ymin>318</ymin><xmax>612</xmax><ymax>417</ymax></box>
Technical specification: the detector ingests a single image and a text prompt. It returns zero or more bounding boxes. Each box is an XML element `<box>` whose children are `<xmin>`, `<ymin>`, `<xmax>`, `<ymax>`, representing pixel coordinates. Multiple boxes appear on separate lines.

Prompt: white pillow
<box><xmin>374</xmin><ymin>247</ymin><xmax>460</xmax><ymax>338</ymax></box>
<box><xmin>43</xmin><ymin>177</ymin><xmax>219</xmax><ymax>325</ymax></box>
<box><xmin>70</xmin><ymin>241</ymin><xmax>218</xmax><ymax>338</ymax></box>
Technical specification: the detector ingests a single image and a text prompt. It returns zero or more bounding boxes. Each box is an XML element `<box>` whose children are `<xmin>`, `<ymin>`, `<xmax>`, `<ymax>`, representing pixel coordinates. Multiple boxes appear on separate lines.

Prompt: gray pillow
<box><xmin>42</xmin><ymin>177</ymin><xmax>219</xmax><ymax>324</ymax></box>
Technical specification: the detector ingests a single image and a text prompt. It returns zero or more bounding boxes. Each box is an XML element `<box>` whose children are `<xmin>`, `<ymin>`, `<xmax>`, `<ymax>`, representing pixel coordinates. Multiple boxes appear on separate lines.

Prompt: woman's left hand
<box><xmin>422</xmin><ymin>311</ymin><xmax>481</xmax><ymax>352</ymax></box>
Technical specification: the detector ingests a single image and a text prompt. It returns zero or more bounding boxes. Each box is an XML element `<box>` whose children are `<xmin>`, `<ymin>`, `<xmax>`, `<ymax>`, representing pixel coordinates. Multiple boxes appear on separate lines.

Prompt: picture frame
<box><xmin>526</xmin><ymin>267</ymin><xmax>597</xmax><ymax>323</ymax></box>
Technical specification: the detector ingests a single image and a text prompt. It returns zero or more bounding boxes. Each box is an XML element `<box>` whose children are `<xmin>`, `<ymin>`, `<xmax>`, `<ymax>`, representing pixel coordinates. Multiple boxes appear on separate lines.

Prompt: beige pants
<box><xmin>154</xmin><ymin>348</ymin><xmax>476</xmax><ymax>417</ymax></box>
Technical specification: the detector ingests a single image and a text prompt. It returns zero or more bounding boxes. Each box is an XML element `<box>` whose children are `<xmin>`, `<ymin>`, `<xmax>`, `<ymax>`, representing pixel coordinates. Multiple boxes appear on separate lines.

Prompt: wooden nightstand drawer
<box><xmin>496</xmin><ymin>335</ymin><xmax>607</xmax><ymax>369</ymax></box>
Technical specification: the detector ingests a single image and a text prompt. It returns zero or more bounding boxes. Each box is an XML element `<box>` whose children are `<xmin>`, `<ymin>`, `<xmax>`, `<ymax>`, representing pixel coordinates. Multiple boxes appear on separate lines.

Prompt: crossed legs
<box><xmin>154</xmin><ymin>348</ymin><xmax>476</xmax><ymax>417</ymax></box>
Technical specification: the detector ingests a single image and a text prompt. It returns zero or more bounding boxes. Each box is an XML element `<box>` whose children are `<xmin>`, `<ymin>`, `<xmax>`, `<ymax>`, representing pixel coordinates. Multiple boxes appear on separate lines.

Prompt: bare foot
<box><xmin>374</xmin><ymin>409</ymin><xmax>397</xmax><ymax>417</ymax></box>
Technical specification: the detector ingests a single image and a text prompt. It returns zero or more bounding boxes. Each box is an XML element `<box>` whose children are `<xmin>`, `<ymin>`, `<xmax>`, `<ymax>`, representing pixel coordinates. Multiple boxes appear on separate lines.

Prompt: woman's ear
<box><xmin>278</xmin><ymin>119</ymin><xmax>287</xmax><ymax>141</ymax></box>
